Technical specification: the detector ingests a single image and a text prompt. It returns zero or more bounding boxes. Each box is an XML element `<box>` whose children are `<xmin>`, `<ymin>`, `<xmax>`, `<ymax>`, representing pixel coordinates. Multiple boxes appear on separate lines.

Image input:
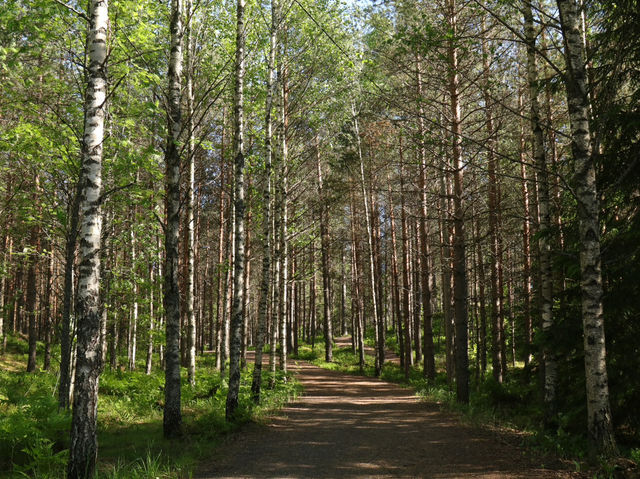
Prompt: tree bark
<box><xmin>163</xmin><ymin>0</ymin><xmax>183</xmax><ymax>439</ymax></box>
<box><xmin>67</xmin><ymin>0</ymin><xmax>108</xmax><ymax>475</ymax></box>
<box><xmin>316</xmin><ymin>138</ymin><xmax>333</xmax><ymax>362</ymax></box>
<box><xmin>524</xmin><ymin>0</ymin><xmax>556</xmax><ymax>421</ymax></box>
<box><xmin>448</xmin><ymin>0</ymin><xmax>469</xmax><ymax>403</ymax></box>
<box><xmin>226</xmin><ymin>0</ymin><xmax>246</xmax><ymax>421</ymax></box>
<box><xmin>556</xmin><ymin>0</ymin><xmax>617</xmax><ymax>456</ymax></box>
<box><xmin>251</xmin><ymin>0</ymin><xmax>277</xmax><ymax>402</ymax></box>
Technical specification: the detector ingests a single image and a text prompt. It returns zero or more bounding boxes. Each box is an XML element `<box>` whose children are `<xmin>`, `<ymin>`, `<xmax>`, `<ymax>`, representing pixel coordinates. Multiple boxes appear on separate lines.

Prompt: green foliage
<box><xmin>0</xmin><ymin>338</ymin><xmax>299</xmax><ymax>478</ymax></box>
<box><xmin>0</xmin><ymin>368</ymin><xmax>70</xmax><ymax>476</ymax></box>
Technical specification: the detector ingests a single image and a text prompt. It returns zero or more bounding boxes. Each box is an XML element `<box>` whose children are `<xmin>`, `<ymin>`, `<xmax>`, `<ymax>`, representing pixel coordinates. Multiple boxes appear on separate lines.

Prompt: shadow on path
<box><xmin>196</xmin><ymin>345</ymin><xmax>573</xmax><ymax>478</ymax></box>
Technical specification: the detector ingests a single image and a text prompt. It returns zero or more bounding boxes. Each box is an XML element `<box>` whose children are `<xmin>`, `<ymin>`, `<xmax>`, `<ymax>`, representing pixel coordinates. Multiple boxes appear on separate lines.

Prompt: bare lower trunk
<box><xmin>67</xmin><ymin>1</ymin><xmax>108</xmax><ymax>475</ymax></box>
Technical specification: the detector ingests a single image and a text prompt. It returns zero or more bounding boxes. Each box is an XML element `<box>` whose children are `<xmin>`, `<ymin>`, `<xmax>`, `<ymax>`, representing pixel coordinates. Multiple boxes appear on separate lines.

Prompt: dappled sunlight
<box><xmin>197</xmin><ymin>360</ymin><xmax>569</xmax><ymax>479</ymax></box>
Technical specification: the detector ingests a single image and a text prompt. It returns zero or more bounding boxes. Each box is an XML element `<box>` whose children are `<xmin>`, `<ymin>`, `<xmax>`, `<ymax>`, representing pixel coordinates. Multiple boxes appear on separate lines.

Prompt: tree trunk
<box><xmin>448</xmin><ymin>0</ymin><xmax>469</xmax><ymax>403</ymax></box>
<box><xmin>251</xmin><ymin>0</ymin><xmax>277</xmax><ymax>402</ymax></box>
<box><xmin>185</xmin><ymin>0</ymin><xmax>197</xmax><ymax>386</ymax></box>
<box><xmin>163</xmin><ymin>0</ymin><xmax>183</xmax><ymax>439</ymax></box>
<box><xmin>524</xmin><ymin>0</ymin><xmax>556</xmax><ymax>422</ymax></box>
<box><xmin>353</xmin><ymin>111</ymin><xmax>382</xmax><ymax>375</ymax></box>
<box><xmin>316</xmin><ymin>138</ymin><xmax>333</xmax><ymax>362</ymax></box>
<box><xmin>556</xmin><ymin>0</ymin><xmax>617</xmax><ymax>456</ymax></box>
<box><xmin>67</xmin><ymin>0</ymin><xmax>108</xmax><ymax>475</ymax></box>
<box><xmin>225</xmin><ymin>0</ymin><xmax>246</xmax><ymax>421</ymax></box>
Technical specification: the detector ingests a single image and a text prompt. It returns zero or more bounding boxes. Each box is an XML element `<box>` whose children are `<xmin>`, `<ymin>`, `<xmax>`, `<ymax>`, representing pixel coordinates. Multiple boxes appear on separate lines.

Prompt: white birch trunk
<box><xmin>556</xmin><ymin>0</ymin><xmax>617</xmax><ymax>456</ymax></box>
<box><xmin>67</xmin><ymin>0</ymin><xmax>108</xmax><ymax>476</ymax></box>
<box><xmin>225</xmin><ymin>0</ymin><xmax>246</xmax><ymax>421</ymax></box>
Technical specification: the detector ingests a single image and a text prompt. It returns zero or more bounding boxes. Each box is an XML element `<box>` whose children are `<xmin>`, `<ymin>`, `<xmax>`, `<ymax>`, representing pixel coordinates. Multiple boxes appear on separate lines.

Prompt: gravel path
<box><xmin>196</xmin><ymin>347</ymin><xmax>574</xmax><ymax>478</ymax></box>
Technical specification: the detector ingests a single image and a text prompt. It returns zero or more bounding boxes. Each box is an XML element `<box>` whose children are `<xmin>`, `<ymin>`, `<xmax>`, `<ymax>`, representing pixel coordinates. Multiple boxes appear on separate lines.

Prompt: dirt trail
<box><xmin>196</xmin><ymin>341</ymin><xmax>573</xmax><ymax>479</ymax></box>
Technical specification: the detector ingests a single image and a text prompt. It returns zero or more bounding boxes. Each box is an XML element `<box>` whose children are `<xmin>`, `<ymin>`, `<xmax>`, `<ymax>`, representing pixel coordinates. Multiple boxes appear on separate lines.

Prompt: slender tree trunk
<box><xmin>399</xmin><ymin>160</ymin><xmax>413</xmax><ymax>377</ymax></box>
<box><xmin>128</xmin><ymin>223</ymin><xmax>138</xmax><ymax>371</ymax></box>
<box><xmin>350</xmin><ymin>190</ymin><xmax>365</xmax><ymax>373</ymax></box>
<box><xmin>556</xmin><ymin>0</ymin><xmax>617</xmax><ymax>455</ymax></box>
<box><xmin>482</xmin><ymin>28</ymin><xmax>504</xmax><ymax>384</ymax></box>
<box><xmin>226</xmin><ymin>0</ymin><xmax>246</xmax><ymax>421</ymax></box>
<box><xmin>251</xmin><ymin>0</ymin><xmax>277</xmax><ymax>402</ymax></box>
<box><xmin>387</xmin><ymin>174</ymin><xmax>404</xmax><ymax>368</ymax></box>
<box><xmin>146</xmin><ymin>259</ymin><xmax>155</xmax><ymax>375</ymax></box>
<box><xmin>163</xmin><ymin>0</ymin><xmax>183</xmax><ymax>439</ymax></box>
<box><xmin>43</xmin><ymin>248</ymin><xmax>54</xmax><ymax>370</ymax></box>
<box><xmin>278</xmin><ymin>65</ymin><xmax>289</xmax><ymax>372</ymax></box>
<box><xmin>518</xmin><ymin>88</ymin><xmax>533</xmax><ymax>367</ymax></box>
<box><xmin>448</xmin><ymin>0</ymin><xmax>469</xmax><ymax>403</ymax></box>
<box><xmin>524</xmin><ymin>0</ymin><xmax>556</xmax><ymax>422</ymax></box>
<box><xmin>417</xmin><ymin>59</ymin><xmax>436</xmax><ymax>379</ymax></box>
<box><xmin>316</xmin><ymin>138</ymin><xmax>333</xmax><ymax>362</ymax></box>
<box><xmin>353</xmin><ymin>111</ymin><xmax>382</xmax><ymax>375</ymax></box>
<box><xmin>59</xmin><ymin>178</ymin><xmax>81</xmax><ymax>408</ymax></box>
<box><xmin>26</xmin><ymin>176</ymin><xmax>41</xmax><ymax>373</ymax></box>
<box><xmin>67</xmin><ymin>0</ymin><xmax>108</xmax><ymax>474</ymax></box>
<box><xmin>185</xmin><ymin>0</ymin><xmax>196</xmax><ymax>386</ymax></box>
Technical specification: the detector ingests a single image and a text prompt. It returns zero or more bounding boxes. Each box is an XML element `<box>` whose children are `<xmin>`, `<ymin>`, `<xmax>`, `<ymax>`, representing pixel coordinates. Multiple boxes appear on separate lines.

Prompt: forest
<box><xmin>0</xmin><ymin>0</ymin><xmax>639</xmax><ymax>477</ymax></box>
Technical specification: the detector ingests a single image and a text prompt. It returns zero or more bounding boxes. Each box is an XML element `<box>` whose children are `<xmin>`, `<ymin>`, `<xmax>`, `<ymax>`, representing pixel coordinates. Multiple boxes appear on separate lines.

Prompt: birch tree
<box><xmin>67</xmin><ymin>0</ymin><xmax>109</xmax><ymax>475</ymax></box>
<box><xmin>556</xmin><ymin>0</ymin><xmax>617</xmax><ymax>456</ymax></box>
<box><xmin>226</xmin><ymin>0</ymin><xmax>246</xmax><ymax>421</ymax></box>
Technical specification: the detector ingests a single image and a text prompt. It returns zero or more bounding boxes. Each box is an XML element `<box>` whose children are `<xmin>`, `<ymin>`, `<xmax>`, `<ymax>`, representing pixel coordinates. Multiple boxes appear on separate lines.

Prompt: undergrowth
<box><xmin>0</xmin><ymin>336</ymin><xmax>300</xmax><ymax>478</ymax></box>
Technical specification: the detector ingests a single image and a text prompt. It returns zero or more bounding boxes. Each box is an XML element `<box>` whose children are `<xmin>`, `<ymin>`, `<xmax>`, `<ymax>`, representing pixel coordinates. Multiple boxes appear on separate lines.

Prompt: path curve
<box><xmin>196</xmin><ymin>354</ymin><xmax>574</xmax><ymax>478</ymax></box>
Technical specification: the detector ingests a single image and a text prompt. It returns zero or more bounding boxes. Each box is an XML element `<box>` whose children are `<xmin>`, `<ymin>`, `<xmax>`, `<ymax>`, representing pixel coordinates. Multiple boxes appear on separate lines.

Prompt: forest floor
<box><xmin>196</xmin><ymin>338</ymin><xmax>578</xmax><ymax>479</ymax></box>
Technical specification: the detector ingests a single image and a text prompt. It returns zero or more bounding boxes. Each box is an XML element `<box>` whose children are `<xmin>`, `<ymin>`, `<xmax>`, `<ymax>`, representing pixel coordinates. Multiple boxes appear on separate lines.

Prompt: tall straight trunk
<box><xmin>518</xmin><ymin>88</ymin><xmax>533</xmax><ymax>367</ymax></box>
<box><xmin>163</xmin><ymin>0</ymin><xmax>183</xmax><ymax>439</ymax></box>
<box><xmin>350</xmin><ymin>190</ymin><xmax>365</xmax><ymax>373</ymax></box>
<box><xmin>67</xmin><ymin>0</ymin><xmax>108</xmax><ymax>475</ymax></box>
<box><xmin>251</xmin><ymin>0</ymin><xmax>277</xmax><ymax>402</ymax></box>
<box><xmin>146</xmin><ymin>259</ymin><xmax>155</xmax><ymax>375</ymax></box>
<box><xmin>278</xmin><ymin>65</ymin><xmax>289</xmax><ymax>372</ymax></box>
<box><xmin>309</xmin><ymin>243</ymin><xmax>316</xmax><ymax>349</ymax></box>
<box><xmin>242</xmin><ymin>219</ymin><xmax>251</xmax><ymax>369</ymax></box>
<box><xmin>399</xmin><ymin>160</ymin><xmax>413</xmax><ymax>377</ymax></box>
<box><xmin>225</xmin><ymin>0</ymin><xmax>246</xmax><ymax>421</ymax></box>
<box><xmin>556</xmin><ymin>0</ymin><xmax>617</xmax><ymax>456</ymax></box>
<box><xmin>340</xmin><ymin>247</ymin><xmax>347</xmax><ymax>336</ymax></box>
<box><xmin>524</xmin><ymin>0</ymin><xmax>556</xmax><ymax>421</ymax></box>
<box><xmin>316</xmin><ymin>138</ymin><xmax>333</xmax><ymax>362</ymax></box>
<box><xmin>416</xmin><ymin>61</ymin><xmax>436</xmax><ymax>379</ymax></box>
<box><xmin>482</xmin><ymin>28</ymin><xmax>504</xmax><ymax>384</ymax></box>
<box><xmin>26</xmin><ymin>176</ymin><xmax>41</xmax><ymax>373</ymax></box>
<box><xmin>439</xmin><ymin>170</ymin><xmax>455</xmax><ymax>384</ymax></box>
<box><xmin>0</xmin><ymin>235</ymin><xmax>8</xmax><ymax>354</ymax></box>
<box><xmin>185</xmin><ymin>0</ymin><xmax>197</xmax><ymax>387</ymax></box>
<box><xmin>412</xmin><ymin>219</ymin><xmax>422</xmax><ymax>364</ymax></box>
<box><xmin>59</xmin><ymin>179</ymin><xmax>81</xmax><ymax>408</ymax></box>
<box><xmin>214</xmin><ymin>167</ymin><xmax>226</xmax><ymax>366</ymax></box>
<box><xmin>448</xmin><ymin>0</ymin><xmax>469</xmax><ymax>403</ymax></box>
<box><xmin>353</xmin><ymin>111</ymin><xmax>382</xmax><ymax>375</ymax></box>
<box><xmin>387</xmin><ymin>174</ymin><xmax>404</xmax><ymax>368</ymax></box>
<box><xmin>43</xmin><ymin>248</ymin><xmax>54</xmax><ymax>370</ymax></box>
<box><xmin>128</xmin><ymin>224</ymin><xmax>138</xmax><ymax>371</ymax></box>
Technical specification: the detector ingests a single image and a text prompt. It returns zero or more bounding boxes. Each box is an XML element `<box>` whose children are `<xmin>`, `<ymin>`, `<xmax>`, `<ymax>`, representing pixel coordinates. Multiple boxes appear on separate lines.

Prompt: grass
<box><xmin>0</xmin><ymin>335</ymin><xmax>300</xmax><ymax>478</ymax></box>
